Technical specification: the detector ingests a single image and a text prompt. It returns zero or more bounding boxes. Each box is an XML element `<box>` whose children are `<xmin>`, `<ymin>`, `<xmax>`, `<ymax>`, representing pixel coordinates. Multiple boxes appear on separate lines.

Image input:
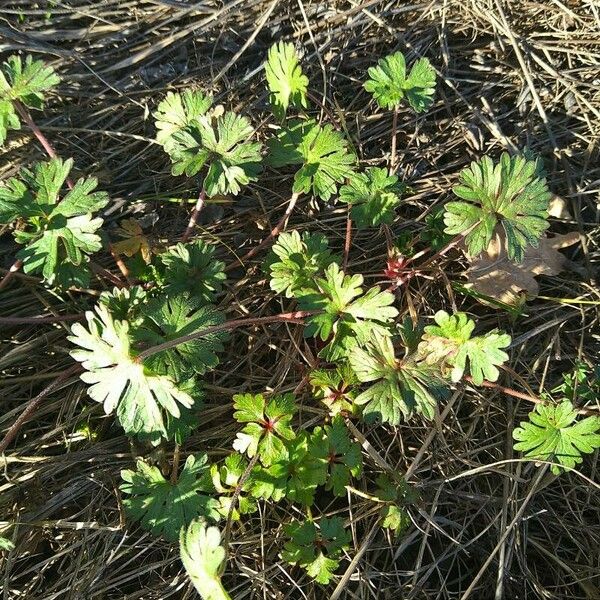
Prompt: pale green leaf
<box><xmin>265</xmin><ymin>41</ymin><xmax>309</xmax><ymax>119</ymax></box>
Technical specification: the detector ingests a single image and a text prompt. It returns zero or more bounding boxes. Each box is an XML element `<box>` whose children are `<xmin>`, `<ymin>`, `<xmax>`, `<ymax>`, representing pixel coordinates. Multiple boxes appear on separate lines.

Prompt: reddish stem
<box><xmin>136</xmin><ymin>309</ymin><xmax>312</xmax><ymax>361</ymax></box>
<box><xmin>0</xmin><ymin>103</ymin><xmax>75</xmax><ymax>290</ymax></box>
<box><xmin>343</xmin><ymin>206</ymin><xmax>352</xmax><ymax>272</ymax></box>
<box><xmin>182</xmin><ymin>188</ymin><xmax>206</xmax><ymax>243</ymax></box>
<box><xmin>0</xmin><ymin>314</ymin><xmax>83</xmax><ymax>325</ymax></box>
<box><xmin>14</xmin><ymin>101</ymin><xmax>74</xmax><ymax>188</ymax></box>
<box><xmin>226</xmin><ymin>192</ymin><xmax>300</xmax><ymax>271</ymax></box>
<box><xmin>468</xmin><ymin>377</ymin><xmax>599</xmax><ymax>416</ymax></box>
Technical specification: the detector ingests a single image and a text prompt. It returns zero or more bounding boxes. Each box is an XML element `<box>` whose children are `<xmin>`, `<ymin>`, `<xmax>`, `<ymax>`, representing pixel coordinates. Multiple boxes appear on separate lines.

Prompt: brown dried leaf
<box><xmin>463</xmin><ymin>231</ymin><xmax>580</xmax><ymax>305</ymax></box>
<box><xmin>112</xmin><ymin>218</ymin><xmax>153</xmax><ymax>263</ymax></box>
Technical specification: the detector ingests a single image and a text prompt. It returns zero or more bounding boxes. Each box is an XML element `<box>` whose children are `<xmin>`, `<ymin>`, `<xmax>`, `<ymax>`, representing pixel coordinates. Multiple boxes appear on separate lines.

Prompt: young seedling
<box><xmin>155</xmin><ymin>89</ymin><xmax>262</xmax><ymax>241</ymax></box>
<box><xmin>364</xmin><ymin>51</ymin><xmax>436</xmax><ymax>169</ymax></box>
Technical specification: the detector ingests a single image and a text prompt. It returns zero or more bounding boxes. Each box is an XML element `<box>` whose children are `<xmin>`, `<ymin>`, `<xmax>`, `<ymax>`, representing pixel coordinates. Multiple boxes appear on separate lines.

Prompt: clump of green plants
<box><xmin>1</xmin><ymin>43</ymin><xmax>598</xmax><ymax>600</ymax></box>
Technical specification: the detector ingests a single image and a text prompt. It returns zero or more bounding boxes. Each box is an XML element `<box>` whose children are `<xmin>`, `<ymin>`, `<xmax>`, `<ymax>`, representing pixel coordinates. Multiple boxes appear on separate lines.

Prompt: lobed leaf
<box><xmin>180</xmin><ymin>520</ymin><xmax>232</xmax><ymax>600</ymax></box>
<box><xmin>364</xmin><ymin>51</ymin><xmax>435</xmax><ymax>112</ymax></box>
<box><xmin>265</xmin><ymin>41</ymin><xmax>309</xmax><ymax>119</ymax></box>
<box><xmin>120</xmin><ymin>454</ymin><xmax>220</xmax><ymax>541</ymax></box>
<box><xmin>69</xmin><ymin>305</ymin><xmax>194</xmax><ymax>439</ymax></box>
<box><xmin>444</xmin><ymin>153</ymin><xmax>551</xmax><ymax>262</ymax></box>
<box><xmin>513</xmin><ymin>400</ymin><xmax>600</xmax><ymax>474</ymax></box>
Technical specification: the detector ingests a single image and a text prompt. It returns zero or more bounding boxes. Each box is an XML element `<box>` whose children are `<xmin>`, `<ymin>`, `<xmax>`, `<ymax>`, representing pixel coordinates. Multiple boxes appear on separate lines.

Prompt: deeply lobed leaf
<box><xmin>299</xmin><ymin>263</ymin><xmax>398</xmax><ymax>360</ymax></box>
<box><xmin>267</xmin><ymin>119</ymin><xmax>356</xmax><ymax>201</ymax></box>
<box><xmin>513</xmin><ymin>400</ymin><xmax>600</xmax><ymax>474</ymax></box>
<box><xmin>282</xmin><ymin>517</ymin><xmax>350</xmax><ymax>584</ymax></box>
<box><xmin>267</xmin><ymin>230</ymin><xmax>337</xmax><ymax>298</ymax></box>
<box><xmin>265</xmin><ymin>41</ymin><xmax>309</xmax><ymax>119</ymax></box>
<box><xmin>444</xmin><ymin>153</ymin><xmax>551</xmax><ymax>262</ymax></box>
<box><xmin>0</xmin><ymin>158</ymin><xmax>108</xmax><ymax>286</ymax></box>
<box><xmin>120</xmin><ymin>454</ymin><xmax>220</xmax><ymax>541</ymax></box>
<box><xmin>364</xmin><ymin>52</ymin><xmax>435</xmax><ymax>112</ymax></box>
<box><xmin>418</xmin><ymin>310</ymin><xmax>511</xmax><ymax>385</ymax></box>
<box><xmin>339</xmin><ymin>167</ymin><xmax>404</xmax><ymax>229</ymax></box>
<box><xmin>69</xmin><ymin>305</ymin><xmax>194</xmax><ymax>438</ymax></box>
<box><xmin>0</xmin><ymin>54</ymin><xmax>60</xmax><ymax>111</ymax></box>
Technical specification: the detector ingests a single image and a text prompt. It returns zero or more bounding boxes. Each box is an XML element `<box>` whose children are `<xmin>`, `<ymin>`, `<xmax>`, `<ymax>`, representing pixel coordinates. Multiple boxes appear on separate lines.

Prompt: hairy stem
<box><xmin>390</xmin><ymin>106</ymin><xmax>398</xmax><ymax>172</ymax></box>
<box><xmin>0</xmin><ymin>102</ymin><xmax>74</xmax><ymax>291</ymax></box>
<box><xmin>343</xmin><ymin>206</ymin><xmax>352</xmax><ymax>272</ymax></box>
<box><xmin>136</xmin><ymin>310</ymin><xmax>312</xmax><ymax>361</ymax></box>
<box><xmin>182</xmin><ymin>188</ymin><xmax>206</xmax><ymax>243</ymax></box>
<box><xmin>470</xmin><ymin>377</ymin><xmax>599</xmax><ymax>416</ymax></box>
<box><xmin>226</xmin><ymin>192</ymin><xmax>300</xmax><ymax>270</ymax></box>
<box><xmin>222</xmin><ymin>451</ymin><xmax>260</xmax><ymax>552</ymax></box>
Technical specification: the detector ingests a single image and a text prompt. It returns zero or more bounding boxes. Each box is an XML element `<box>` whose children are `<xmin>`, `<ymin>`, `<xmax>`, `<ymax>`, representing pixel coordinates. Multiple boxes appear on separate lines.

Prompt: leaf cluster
<box><xmin>444</xmin><ymin>153</ymin><xmax>552</xmax><ymax>262</ymax></box>
<box><xmin>0</xmin><ymin>158</ymin><xmax>108</xmax><ymax>286</ymax></box>
<box><xmin>364</xmin><ymin>51</ymin><xmax>436</xmax><ymax>112</ymax></box>
<box><xmin>0</xmin><ymin>54</ymin><xmax>60</xmax><ymax>145</ymax></box>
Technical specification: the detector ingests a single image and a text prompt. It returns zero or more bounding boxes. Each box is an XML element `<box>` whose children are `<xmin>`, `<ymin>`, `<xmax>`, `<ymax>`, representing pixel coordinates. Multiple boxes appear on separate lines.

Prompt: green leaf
<box><xmin>282</xmin><ymin>517</ymin><xmax>350</xmax><ymax>584</ymax></box>
<box><xmin>68</xmin><ymin>305</ymin><xmax>194</xmax><ymax>439</ymax></box>
<box><xmin>180</xmin><ymin>520</ymin><xmax>232</xmax><ymax>600</ymax></box>
<box><xmin>418</xmin><ymin>310</ymin><xmax>511</xmax><ymax>385</ymax></box>
<box><xmin>309</xmin><ymin>363</ymin><xmax>357</xmax><ymax>415</ymax></box>
<box><xmin>154</xmin><ymin>90</ymin><xmax>212</xmax><ymax>146</ymax></box>
<box><xmin>0</xmin><ymin>537</ymin><xmax>15</xmax><ymax>552</ymax></box>
<box><xmin>232</xmin><ymin>392</ymin><xmax>296</xmax><ymax>466</ymax></box>
<box><xmin>0</xmin><ymin>98</ymin><xmax>20</xmax><ymax>145</ymax></box>
<box><xmin>311</xmin><ymin>416</ymin><xmax>362</xmax><ymax>496</ymax></box>
<box><xmin>99</xmin><ymin>285</ymin><xmax>148</xmax><ymax>324</ymax></box>
<box><xmin>374</xmin><ymin>474</ymin><xmax>414</xmax><ymax>535</ymax></box>
<box><xmin>350</xmin><ymin>332</ymin><xmax>448</xmax><ymax>423</ymax></box>
<box><xmin>267</xmin><ymin>230</ymin><xmax>337</xmax><ymax>298</ymax></box>
<box><xmin>136</xmin><ymin>293</ymin><xmax>226</xmax><ymax>382</ymax></box>
<box><xmin>166</xmin><ymin>112</ymin><xmax>262</xmax><ymax>196</ymax></box>
<box><xmin>158</xmin><ymin>239</ymin><xmax>226</xmax><ymax>303</ymax></box>
<box><xmin>381</xmin><ymin>504</ymin><xmax>410</xmax><ymax>535</ymax></box>
<box><xmin>18</xmin><ymin>214</ymin><xmax>104</xmax><ymax>286</ymax></box>
<box><xmin>250</xmin><ymin>431</ymin><xmax>327</xmax><ymax>506</ymax></box>
<box><xmin>0</xmin><ymin>54</ymin><xmax>60</xmax><ymax>110</ymax></box>
<box><xmin>443</xmin><ymin>153</ymin><xmax>551</xmax><ymax>262</ymax></box>
<box><xmin>267</xmin><ymin>119</ymin><xmax>356</xmax><ymax>201</ymax></box>
<box><xmin>120</xmin><ymin>454</ymin><xmax>220</xmax><ymax>541</ymax></box>
<box><xmin>339</xmin><ymin>167</ymin><xmax>404</xmax><ymax>229</ymax></box>
<box><xmin>364</xmin><ymin>52</ymin><xmax>435</xmax><ymax>112</ymax></box>
<box><xmin>211</xmin><ymin>453</ymin><xmax>258</xmax><ymax>520</ymax></box>
<box><xmin>298</xmin><ymin>263</ymin><xmax>398</xmax><ymax>360</ymax></box>
<box><xmin>1</xmin><ymin>158</ymin><xmax>108</xmax><ymax>286</ymax></box>
<box><xmin>513</xmin><ymin>400</ymin><xmax>600</xmax><ymax>475</ymax></box>
<box><xmin>265</xmin><ymin>41</ymin><xmax>309</xmax><ymax>119</ymax></box>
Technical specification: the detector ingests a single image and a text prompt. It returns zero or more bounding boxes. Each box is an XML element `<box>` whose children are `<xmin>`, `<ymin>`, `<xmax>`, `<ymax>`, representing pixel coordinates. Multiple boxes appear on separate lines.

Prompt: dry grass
<box><xmin>1</xmin><ymin>0</ymin><xmax>599</xmax><ymax>598</ymax></box>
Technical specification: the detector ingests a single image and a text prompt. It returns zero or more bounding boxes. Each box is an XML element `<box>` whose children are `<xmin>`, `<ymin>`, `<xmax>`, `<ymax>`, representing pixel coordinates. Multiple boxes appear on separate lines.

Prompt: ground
<box><xmin>0</xmin><ymin>1</ymin><xmax>599</xmax><ymax>599</ymax></box>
